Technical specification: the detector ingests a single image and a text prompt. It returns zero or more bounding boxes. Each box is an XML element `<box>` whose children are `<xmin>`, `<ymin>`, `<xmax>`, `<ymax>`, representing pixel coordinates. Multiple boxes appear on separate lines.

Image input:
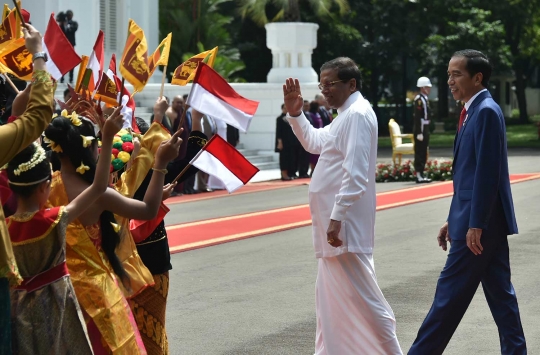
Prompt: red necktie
<box><xmin>458</xmin><ymin>107</ymin><xmax>467</xmax><ymax>131</ymax></box>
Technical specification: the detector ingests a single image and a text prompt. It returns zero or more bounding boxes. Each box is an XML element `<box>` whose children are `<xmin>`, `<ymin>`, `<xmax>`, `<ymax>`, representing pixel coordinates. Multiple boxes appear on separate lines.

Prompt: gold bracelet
<box><xmin>152</xmin><ymin>167</ymin><xmax>168</xmax><ymax>175</ymax></box>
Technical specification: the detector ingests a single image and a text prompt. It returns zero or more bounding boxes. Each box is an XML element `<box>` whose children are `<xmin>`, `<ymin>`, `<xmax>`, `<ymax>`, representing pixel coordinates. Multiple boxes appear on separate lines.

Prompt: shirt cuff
<box><xmin>286</xmin><ymin>112</ymin><xmax>303</xmax><ymax>119</ymax></box>
<box><xmin>330</xmin><ymin>203</ymin><xmax>348</xmax><ymax>221</ymax></box>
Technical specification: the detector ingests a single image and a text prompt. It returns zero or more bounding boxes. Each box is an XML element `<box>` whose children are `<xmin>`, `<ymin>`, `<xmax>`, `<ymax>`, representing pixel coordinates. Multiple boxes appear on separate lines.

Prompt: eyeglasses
<box><xmin>318</xmin><ymin>80</ymin><xmax>345</xmax><ymax>91</ymax></box>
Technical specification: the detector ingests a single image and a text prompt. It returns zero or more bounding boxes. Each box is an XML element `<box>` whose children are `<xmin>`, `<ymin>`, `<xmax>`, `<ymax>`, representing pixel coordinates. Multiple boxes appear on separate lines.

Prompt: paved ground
<box><xmin>165</xmin><ymin>149</ymin><xmax>540</xmax><ymax>354</ymax></box>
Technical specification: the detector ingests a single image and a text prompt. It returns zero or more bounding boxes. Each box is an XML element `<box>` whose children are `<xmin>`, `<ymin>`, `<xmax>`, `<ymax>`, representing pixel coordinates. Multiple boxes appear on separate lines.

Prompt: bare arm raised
<box><xmin>64</xmin><ymin>107</ymin><xmax>123</xmax><ymax>223</ymax></box>
<box><xmin>98</xmin><ymin>129</ymin><xmax>183</xmax><ymax>220</ymax></box>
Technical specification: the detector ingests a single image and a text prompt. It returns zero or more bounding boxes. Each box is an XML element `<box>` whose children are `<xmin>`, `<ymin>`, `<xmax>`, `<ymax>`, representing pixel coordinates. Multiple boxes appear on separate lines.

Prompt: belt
<box><xmin>14</xmin><ymin>261</ymin><xmax>69</xmax><ymax>293</ymax></box>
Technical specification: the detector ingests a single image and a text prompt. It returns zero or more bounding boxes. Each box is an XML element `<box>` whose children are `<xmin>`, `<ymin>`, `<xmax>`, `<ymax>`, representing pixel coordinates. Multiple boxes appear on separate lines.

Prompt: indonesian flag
<box><xmin>42</xmin><ymin>14</ymin><xmax>81</xmax><ymax>81</ymax></box>
<box><xmin>186</xmin><ymin>63</ymin><xmax>259</xmax><ymax>132</ymax></box>
<box><xmin>190</xmin><ymin>134</ymin><xmax>259</xmax><ymax>193</ymax></box>
<box><xmin>81</xmin><ymin>30</ymin><xmax>104</xmax><ymax>92</ymax></box>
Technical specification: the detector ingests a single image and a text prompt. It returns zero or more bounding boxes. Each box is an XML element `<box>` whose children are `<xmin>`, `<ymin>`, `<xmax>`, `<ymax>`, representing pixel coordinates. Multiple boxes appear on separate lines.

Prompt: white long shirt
<box><xmin>287</xmin><ymin>92</ymin><xmax>377</xmax><ymax>257</ymax></box>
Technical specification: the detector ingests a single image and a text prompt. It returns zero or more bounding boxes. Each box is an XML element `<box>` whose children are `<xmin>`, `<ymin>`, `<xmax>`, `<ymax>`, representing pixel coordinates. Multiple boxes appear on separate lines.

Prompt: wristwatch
<box><xmin>32</xmin><ymin>52</ymin><xmax>48</xmax><ymax>62</ymax></box>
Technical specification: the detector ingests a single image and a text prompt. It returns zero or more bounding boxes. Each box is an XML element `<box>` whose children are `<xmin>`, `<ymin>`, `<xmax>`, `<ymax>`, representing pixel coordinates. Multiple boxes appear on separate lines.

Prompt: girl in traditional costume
<box><xmin>45</xmin><ymin>95</ymin><xmax>182</xmax><ymax>354</ymax></box>
<box><xmin>5</xmin><ymin>108</ymin><xmax>124</xmax><ymax>354</ymax></box>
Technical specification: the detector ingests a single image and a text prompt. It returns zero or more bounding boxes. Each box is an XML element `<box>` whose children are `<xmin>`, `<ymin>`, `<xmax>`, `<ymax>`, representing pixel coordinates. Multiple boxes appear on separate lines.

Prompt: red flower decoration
<box><xmin>122</xmin><ymin>142</ymin><xmax>134</xmax><ymax>153</ymax></box>
<box><xmin>112</xmin><ymin>148</ymin><xmax>119</xmax><ymax>158</ymax></box>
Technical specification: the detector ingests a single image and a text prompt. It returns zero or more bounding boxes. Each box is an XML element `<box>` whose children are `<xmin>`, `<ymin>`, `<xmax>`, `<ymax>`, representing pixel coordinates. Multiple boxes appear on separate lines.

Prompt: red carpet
<box><xmin>167</xmin><ymin>173</ymin><xmax>540</xmax><ymax>253</ymax></box>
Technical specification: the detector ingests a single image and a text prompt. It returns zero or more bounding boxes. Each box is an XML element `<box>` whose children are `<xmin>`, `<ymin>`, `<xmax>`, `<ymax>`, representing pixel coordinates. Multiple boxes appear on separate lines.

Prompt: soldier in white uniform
<box><xmin>413</xmin><ymin>76</ymin><xmax>432</xmax><ymax>183</ymax></box>
<box><xmin>283</xmin><ymin>57</ymin><xmax>402</xmax><ymax>355</ymax></box>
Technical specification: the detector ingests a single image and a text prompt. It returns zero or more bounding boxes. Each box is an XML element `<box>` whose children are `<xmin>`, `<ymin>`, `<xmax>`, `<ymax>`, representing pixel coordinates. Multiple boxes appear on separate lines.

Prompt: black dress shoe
<box><xmin>281</xmin><ymin>177</ymin><xmax>293</xmax><ymax>181</ymax></box>
<box><xmin>299</xmin><ymin>174</ymin><xmax>310</xmax><ymax>179</ymax></box>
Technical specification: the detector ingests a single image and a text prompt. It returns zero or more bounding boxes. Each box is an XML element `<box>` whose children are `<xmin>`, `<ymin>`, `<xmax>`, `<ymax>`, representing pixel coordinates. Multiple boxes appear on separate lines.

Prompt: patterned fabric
<box><xmin>129</xmin><ymin>272</ymin><xmax>170</xmax><ymax>355</ymax></box>
<box><xmin>47</xmin><ymin>173</ymin><xmax>147</xmax><ymax>354</ymax></box>
<box><xmin>7</xmin><ymin>207</ymin><xmax>93</xmax><ymax>354</ymax></box>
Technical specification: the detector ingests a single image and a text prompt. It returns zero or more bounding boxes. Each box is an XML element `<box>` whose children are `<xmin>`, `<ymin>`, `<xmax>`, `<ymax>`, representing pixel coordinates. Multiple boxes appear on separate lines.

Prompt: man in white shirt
<box><xmin>283</xmin><ymin>57</ymin><xmax>402</xmax><ymax>354</ymax></box>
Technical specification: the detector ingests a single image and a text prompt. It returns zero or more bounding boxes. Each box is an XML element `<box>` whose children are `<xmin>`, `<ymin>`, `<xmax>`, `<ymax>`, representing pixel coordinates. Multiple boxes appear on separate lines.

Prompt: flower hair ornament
<box><xmin>7</xmin><ymin>142</ymin><xmax>51</xmax><ymax>186</ymax></box>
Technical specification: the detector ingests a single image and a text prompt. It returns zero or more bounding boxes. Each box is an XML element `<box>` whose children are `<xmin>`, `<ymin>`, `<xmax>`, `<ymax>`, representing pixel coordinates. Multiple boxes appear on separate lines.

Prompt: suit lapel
<box><xmin>452</xmin><ymin>91</ymin><xmax>491</xmax><ymax>166</ymax></box>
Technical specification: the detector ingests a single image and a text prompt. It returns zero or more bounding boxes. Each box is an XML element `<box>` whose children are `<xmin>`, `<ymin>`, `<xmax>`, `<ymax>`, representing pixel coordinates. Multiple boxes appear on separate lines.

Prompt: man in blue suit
<box><xmin>408</xmin><ymin>50</ymin><xmax>527</xmax><ymax>354</ymax></box>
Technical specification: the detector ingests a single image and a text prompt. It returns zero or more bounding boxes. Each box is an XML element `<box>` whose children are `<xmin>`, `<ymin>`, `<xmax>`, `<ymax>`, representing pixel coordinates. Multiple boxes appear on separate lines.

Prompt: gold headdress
<box><xmin>7</xmin><ymin>142</ymin><xmax>51</xmax><ymax>186</ymax></box>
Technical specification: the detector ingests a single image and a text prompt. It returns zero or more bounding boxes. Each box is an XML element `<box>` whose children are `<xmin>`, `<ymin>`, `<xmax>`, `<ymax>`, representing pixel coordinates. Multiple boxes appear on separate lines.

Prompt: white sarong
<box><xmin>315</xmin><ymin>252</ymin><xmax>402</xmax><ymax>355</ymax></box>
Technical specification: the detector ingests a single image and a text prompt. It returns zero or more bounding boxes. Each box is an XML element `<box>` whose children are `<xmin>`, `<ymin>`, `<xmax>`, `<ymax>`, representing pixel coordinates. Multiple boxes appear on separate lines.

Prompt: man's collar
<box><xmin>464</xmin><ymin>88</ymin><xmax>487</xmax><ymax>111</ymax></box>
<box><xmin>337</xmin><ymin>91</ymin><xmax>361</xmax><ymax>115</ymax></box>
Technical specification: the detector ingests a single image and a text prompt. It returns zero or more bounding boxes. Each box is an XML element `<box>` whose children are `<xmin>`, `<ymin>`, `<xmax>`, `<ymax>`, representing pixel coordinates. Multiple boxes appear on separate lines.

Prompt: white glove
<box><xmin>417</xmin><ymin>134</ymin><xmax>424</xmax><ymax>141</ymax></box>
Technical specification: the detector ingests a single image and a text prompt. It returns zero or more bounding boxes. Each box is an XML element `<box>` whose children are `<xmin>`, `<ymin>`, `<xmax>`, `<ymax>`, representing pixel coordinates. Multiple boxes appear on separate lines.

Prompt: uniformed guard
<box><xmin>414</xmin><ymin>76</ymin><xmax>432</xmax><ymax>183</ymax></box>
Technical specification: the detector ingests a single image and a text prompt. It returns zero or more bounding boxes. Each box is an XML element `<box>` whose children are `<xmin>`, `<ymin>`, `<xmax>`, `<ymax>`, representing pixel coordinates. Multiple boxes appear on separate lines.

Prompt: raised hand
<box><xmin>101</xmin><ymin>106</ymin><xmax>124</xmax><ymax>139</ymax></box>
<box><xmin>162</xmin><ymin>182</ymin><xmax>177</xmax><ymax>201</ymax></box>
<box><xmin>283</xmin><ymin>78</ymin><xmax>304</xmax><ymax>117</ymax></box>
<box><xmin>22</xmin><ymin>24</ymin><xmax>43</xmax><ymax>55</ymax></box>
<box><xmin>153</xmin><ymin>97</ymin><xmax>169</xmax><ymax>122</ymax></box>
<box><xmin>155</xmin><ymin>128</ymin><xmax>183</xmax><ymax>167</ymax></box>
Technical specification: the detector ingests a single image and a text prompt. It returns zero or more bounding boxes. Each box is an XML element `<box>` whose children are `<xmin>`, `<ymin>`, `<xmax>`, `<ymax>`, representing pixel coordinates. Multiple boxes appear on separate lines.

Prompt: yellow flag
<box><xmin>119</xmin><ymin>19</ymin><xmax>149</xmax><ymax>92</ymax></box>
<box><xmin>148</xmin><ymin>32</ymin><xmax>171</xmax><ymax>76</ymax></box>
<box><xmin>171</xmin><ymin>46</ymin><xmax>218</xmax><ymax>86</ymax></box>
<box><xmin>2</xmin><ymin>4</ymin><xmax>10</xmax><ymax>22</ymax></box>
<box><xmin>75</xmin><ymin>55</ymin><xmax>89</xmax><ymax>93</ymax></box>
<box><xmin>0</xmin><ymin>37</ymin><xmax>31</xmax><ymax>80</ymax></box>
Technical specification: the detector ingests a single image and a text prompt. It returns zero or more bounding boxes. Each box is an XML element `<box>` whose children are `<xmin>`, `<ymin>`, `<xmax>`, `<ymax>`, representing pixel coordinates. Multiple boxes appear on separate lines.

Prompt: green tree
<box><xmin>482</xmin><ymin>0</ymin><xmax>540</xmax><ymax>123</ymax></box>
<box><xmin>159</xmin><ymin>0</ymin><xmax>246</xmax><ymax>81</ymax></box>
<box><xmin>417</xmin><ymin>1</ymin><xmax>511</xmax><ymax>121</ymax></box>
<box><xmin>237</xmin><ymin>0</ymin><xmax>349</xmax><ymax>26</ymax></box>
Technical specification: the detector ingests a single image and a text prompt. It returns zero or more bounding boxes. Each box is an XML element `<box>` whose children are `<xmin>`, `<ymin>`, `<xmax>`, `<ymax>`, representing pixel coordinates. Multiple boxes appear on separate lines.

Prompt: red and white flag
<box><xmin>81</xmin><ymin>31</ymin><xmax>104</xmax><ymax>92</ymax></box>
<box><xmin>190</xmin><ymin>134</ymin><xmax>259</xmax><ymax>193</ymax></box>
<box><xmin>106</xmin><ymin>54</ymin><xmax>138</xmax><ymax>132</ymax></box>
<box><xmin>186</xmin><ymin>62</ymin><xmax>259</xmax><ymax>132</ymax></box>
<box><xmin>42</xmin><ymin>13</ymin><xmax>81</xmax><ymax>80</ymax></box>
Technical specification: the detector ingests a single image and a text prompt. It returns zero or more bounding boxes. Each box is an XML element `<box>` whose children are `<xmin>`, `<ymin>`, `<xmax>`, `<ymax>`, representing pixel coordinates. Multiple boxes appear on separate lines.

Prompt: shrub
<box><xmin>376</xmin><ymin>159</ymin><xmax>453</xmax><ymax>183</ymax></box>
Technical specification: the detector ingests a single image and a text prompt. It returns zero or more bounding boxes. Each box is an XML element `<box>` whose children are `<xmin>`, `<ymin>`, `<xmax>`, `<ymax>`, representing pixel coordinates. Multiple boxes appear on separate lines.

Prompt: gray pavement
<box><xmin>165</xmin><ymin>153</ymin><xmax>540</xmax><ymax>354</ymax></box>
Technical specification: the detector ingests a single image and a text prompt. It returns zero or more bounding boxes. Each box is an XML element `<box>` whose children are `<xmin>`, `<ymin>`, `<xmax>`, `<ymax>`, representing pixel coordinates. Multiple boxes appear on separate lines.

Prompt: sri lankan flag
<box><xmin>2</xmin><ymin>5</ymin><xmax>10</xmax><ymax>22</ymax></box>
<box><xmin>94</xmin><ymin>54</ymin><xmax>119</xmax><ymax>106</ymax></box>
<box><xmin>0</xmin><ymin>6</ymin><xmax>21</xmax><ymax>51</ymax></box>
<box><xmin>148</xmin><ymin>32</ymin><xmax>171</xmax><ymax>76</ymax></box>
<box><xmin>120</xmin><ymin>19</ymin><xmax>149</xmax><ymax>93</ymax></box>
<box><xmin>171</xmin><ymin>47</ymin><xmax>218</xmax><ymax>86</ymax></box>
<box><xmin>75</xmin><ymin>55</ymin><xmax>89</xmax><ymax>93</ymax></box>
<box><xmin>0</xmin><ymin>37</ymin><xmax>32</xmax><ymax>80</ymax></box>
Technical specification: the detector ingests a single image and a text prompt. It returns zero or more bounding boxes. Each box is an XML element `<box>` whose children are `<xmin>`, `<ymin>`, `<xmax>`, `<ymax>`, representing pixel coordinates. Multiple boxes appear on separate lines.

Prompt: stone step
<box><xmin>244</xmin><ymin>155</ymin><xmax>274</xmax><ymax>164</ymax></box>
<box><xmin>253</xmin><ymin>161</ymin><xmax>280</xmax><ymax>170</ymax></box>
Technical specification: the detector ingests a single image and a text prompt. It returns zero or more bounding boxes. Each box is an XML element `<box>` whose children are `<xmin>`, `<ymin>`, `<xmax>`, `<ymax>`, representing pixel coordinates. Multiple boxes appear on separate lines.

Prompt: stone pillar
<box><xmin>265</xmin><ymin>22</ymin><xmax>319</xmax><ymax>84</ymax></box>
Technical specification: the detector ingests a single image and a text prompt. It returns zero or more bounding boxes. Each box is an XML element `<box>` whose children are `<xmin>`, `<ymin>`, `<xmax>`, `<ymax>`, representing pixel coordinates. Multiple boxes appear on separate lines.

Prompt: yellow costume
<box><xmin>47</xmin><ymin>172</ymin><xmax>146</xmax><ymax>354</ymax></box>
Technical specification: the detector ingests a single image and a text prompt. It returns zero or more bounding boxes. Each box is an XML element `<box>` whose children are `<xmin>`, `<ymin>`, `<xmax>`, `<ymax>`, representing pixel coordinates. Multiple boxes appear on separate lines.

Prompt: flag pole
<box><xmin>4</xmin><ymin>74</ymin><xmax>19</xmax><ymax>94</ymax></box>
<box><xmin>118</xmin><ymin>78</ymin><xmax>125</xmax><ymax>106</ymax></box>
<box><xmin>159</xmin><ymin>65</ymin><xmax>167</xmax><ymax>98</ymax></box>
<box><xmin>175</xmin><ymin>104</ymin><xmax>190</xmax><ymax>133</ymax></box>
<box><xmin>12</xmin><ymin>0</ymin><xmax>25</xmax><ymax>26</ymax></box>
<box><xmin>170</xmin><ymin>146</ymin><xmax>205</xmax><ymax>184</ymax></box>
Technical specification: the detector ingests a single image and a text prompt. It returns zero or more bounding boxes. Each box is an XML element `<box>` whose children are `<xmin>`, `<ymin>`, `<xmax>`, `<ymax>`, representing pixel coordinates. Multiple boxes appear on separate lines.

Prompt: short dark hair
<box><xmin>320</xmin><ymin>57</ymin><xmax>362</xmax><ymax>91</ymax></box>
<box><xmin>63</xmin><ymin>88</ymin><xmax>70</xmax><ymax>96</ymax></box>
<box><xmin>281</xmin><ymin>103</ymin><xmax>285</xmax><ymax>109</ymax></box>
<box><xmin>452</xmin><ymin>49</ymin><xmax>492</xmax><ymax>87</ymax></box>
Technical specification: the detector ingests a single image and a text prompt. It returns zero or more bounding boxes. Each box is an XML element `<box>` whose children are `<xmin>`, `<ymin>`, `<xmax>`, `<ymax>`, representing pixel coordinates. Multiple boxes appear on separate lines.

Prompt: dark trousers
<box><xmin>409</xmin><ymin>202</ymin><xmax>526</xmax><ymax>354</ymax></box>
<box><xmin>0</xmin><ymin>278</ymin><xmax>10</xmax><ymax>354</ymax></box>
<box><xmin>61</xmin><ymin>68</ymin><xmax>74</xmax><ymax>83</ymax></box>
<box><xmin>293</xmin><ymin>145</ymin><xmax>310</xmax><ymax>177</ymax></box>
<box><xmin>414</xmin><ymin>134</ymin><xmax>429</xmax><ymax>174</ymax></box>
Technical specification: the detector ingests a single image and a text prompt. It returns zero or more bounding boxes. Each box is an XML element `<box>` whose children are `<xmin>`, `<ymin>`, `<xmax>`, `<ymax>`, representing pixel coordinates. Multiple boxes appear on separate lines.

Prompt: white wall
<box><xmin>23</xmin><ymin>0</ymin><xmax>160</xmax><ymax>82</ymax></box>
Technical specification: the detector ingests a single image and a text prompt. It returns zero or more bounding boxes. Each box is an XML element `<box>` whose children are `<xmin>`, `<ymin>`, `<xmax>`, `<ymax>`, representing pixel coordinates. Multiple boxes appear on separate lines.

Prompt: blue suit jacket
<box><xmin>448</xmin><ymin>91</ymin><xmax>518</xmax><ymax>240</ymax></box>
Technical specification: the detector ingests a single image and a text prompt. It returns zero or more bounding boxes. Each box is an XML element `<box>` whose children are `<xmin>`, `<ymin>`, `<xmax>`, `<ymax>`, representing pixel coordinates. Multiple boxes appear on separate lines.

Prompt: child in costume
<box><xmin>45</xmin><ymin>95</ymin><xmax>183</xmax><ymax>354</ymax></box>
<box><xmin>5</xmin><ymin>107</ymin><xmax>124</xmax><ymax>354</ymax></box>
